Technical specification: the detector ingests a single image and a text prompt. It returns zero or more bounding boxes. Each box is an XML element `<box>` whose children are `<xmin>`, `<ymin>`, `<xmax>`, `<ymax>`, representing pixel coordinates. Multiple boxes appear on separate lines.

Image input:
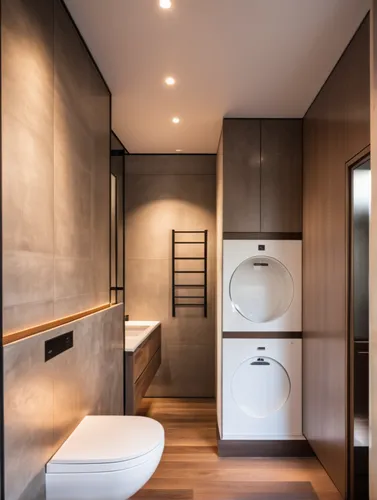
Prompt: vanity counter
<box><xmin>125</xmin><ymin>321</ymin><xmax>161</xmax><ymax>352</ymax></box>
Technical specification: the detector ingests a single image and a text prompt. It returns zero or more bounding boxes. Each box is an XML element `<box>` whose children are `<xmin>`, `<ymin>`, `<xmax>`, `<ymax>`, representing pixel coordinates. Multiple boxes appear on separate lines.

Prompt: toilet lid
<box><xmin>47</xmin><ymin>416</ymin><xmax>164</xmax><ymax>474</ymax></box>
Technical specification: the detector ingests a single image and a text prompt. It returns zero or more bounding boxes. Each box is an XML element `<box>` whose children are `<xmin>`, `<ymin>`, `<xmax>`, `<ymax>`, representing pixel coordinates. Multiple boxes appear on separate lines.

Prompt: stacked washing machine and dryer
<box><xmin>222</xmin><ymin>239</ymin><xmax>303</xmax><ymax>441</ymax></box>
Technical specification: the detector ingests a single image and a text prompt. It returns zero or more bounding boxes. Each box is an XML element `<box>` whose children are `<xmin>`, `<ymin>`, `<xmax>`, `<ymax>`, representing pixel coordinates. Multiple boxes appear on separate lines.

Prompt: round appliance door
<box><xmin>229</xmin><ymin>256</ymin><xmax>294</xmax><ymax>323</ymax></box>
<box><xmin>231</xmin><ymin>356</ymin><xmax>291</xmax><ymax>418</ymax></box>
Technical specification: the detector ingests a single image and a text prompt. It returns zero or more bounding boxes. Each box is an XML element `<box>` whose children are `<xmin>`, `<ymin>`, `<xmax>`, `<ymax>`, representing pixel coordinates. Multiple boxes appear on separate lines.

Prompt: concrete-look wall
<box><xmin>2</xmin><ymin>0</ymin><xmax>110</xmax><ymax>336</ymax></box>
<box><xmin>125</xmin><ymin>155</ymin><xmax>216</xmax><ymax>397</ymax></box>
<box><xmin>1</xmin><ymin>2</ymin><xmax>123</xmax><ymax>499</ymax></box>
<box><xmin>4</xmin><ymin>304</ymin><xmax>124</xmax><ymax>500</ymax></box>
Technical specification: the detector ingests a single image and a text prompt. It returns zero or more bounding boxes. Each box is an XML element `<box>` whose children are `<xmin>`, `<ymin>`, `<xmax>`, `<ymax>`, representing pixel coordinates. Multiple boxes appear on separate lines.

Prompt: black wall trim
<box><xmin>223</xmin><ymin>117</ymin><xmax>303</xmax><ymax>121</ymax></box>
<box><xmin>112</xmin><ymin>129</ymin><xmax>129</xmax><ymax>154</ymax></box>
<box><xmin>127</xmin><ymin>153</ymin><xmax>216</xmax><ymax>156</ymax></box>
<box><xmin>223</xmin><ymin>232</ymin><xmax>302</xmax><ymax>240</ymax></box>
<box><xmin>223</xmin><ymin>332</ymin><xmax>302</xmax><ymax>339</ymax></box>
<box><xmin>108</xmin><ymin>97</ymin><xmax>112</xmax><ymax>306</ymax></box>
<box><xmin>111</xmin><ymin>150</ymin><xmax>125</xmax><ymax>157</ymax></box>
<box><xmin>217</xmin><ymin>437</ymin><xmax>314</xmax><ymax>458</ymax></box>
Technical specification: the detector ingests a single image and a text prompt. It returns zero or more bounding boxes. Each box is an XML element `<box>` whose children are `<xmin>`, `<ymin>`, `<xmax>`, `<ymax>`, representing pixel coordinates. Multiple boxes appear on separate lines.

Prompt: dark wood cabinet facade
<box><xmin>223</xmin><ymin>119</ymin><xmax>261</xmax><ymax>232</ymax></box>
<box><xmin>303</xmin><ymin>17</ymin><xmax>370</xmax><ymax>497</ymax></box>
<box><xmin>222</xmin><ymin>118</ymin><xmax>302</xmax><ymax>236</ymax></box>
<box><xmin>261</xmin><ymin>120</ymin><xmax>302</xmax><ymax>233</ymax></box>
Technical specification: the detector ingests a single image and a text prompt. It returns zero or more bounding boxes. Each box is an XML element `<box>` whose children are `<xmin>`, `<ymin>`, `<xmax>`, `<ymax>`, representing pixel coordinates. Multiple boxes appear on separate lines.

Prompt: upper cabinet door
<box><xmin>261</xmin><ymin>120</ymin><xmax>303</xmax><ymax>233</ymax></box>
<box><xmin>223</xmin><ymin>120</ymin><xmax>261</xmax><ymax>233</ymax></box>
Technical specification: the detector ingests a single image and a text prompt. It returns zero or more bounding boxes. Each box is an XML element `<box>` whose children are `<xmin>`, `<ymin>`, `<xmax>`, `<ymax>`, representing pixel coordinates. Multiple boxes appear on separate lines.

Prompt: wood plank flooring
<box><xmin>132</xmin><ymin>398</ymin><xmax>342</xmax><ymax>500</ymax></box>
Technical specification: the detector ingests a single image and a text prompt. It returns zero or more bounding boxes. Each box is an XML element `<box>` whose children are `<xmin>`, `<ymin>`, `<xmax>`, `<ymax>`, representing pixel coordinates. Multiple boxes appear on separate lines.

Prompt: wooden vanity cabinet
<box><xmin>125</xmin><ymin>325</ymin><xmax>161</xmax><ymax>415</ymax></box>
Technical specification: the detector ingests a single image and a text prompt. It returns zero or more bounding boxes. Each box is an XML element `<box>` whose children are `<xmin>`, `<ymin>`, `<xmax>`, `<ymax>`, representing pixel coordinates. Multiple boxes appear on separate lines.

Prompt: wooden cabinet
<box><xmin>261</xmin><ymin>119</ymin><xmax>302</xmax><ymax>233</ymax></box>
<box><xmin>125</xmin><ymin>325</ymin><xmax>161</xmax><ymax>415</ymax></box>
<box><xmin>223</xmin><ymin>119</ymin><xmax>261</xmax><ymax>232</ymax></box>
<box><xmin>222</xmin><ymin>118</ymin><xmax>302</xmax><ymax>236</ymax></box>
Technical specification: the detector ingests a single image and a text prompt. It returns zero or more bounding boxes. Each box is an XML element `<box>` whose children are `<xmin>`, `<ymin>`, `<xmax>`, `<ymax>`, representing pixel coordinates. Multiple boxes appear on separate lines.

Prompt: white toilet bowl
<box><xmin>46</xmin><ymin>415</ymin><xmax>164</xmax><ymax>500</ymax></box>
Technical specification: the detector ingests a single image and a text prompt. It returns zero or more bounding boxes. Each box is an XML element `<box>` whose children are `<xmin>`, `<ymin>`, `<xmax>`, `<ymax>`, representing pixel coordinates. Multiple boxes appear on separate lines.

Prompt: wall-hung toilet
<box><xmin>223</xmin><ymin>240</ymin><xmax>302</xmax><ymax>332</ymax></box>
<box><xmin>46</xmin><ymin>416</ymin><xmax>164</xmax><ymax>500</ymax></box>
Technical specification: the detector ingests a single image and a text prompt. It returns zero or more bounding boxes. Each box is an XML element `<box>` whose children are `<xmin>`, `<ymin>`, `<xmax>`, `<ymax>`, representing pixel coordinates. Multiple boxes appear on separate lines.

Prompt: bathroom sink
<box><xmin>125</xmin><ymin>325</ymin><xmax>148</xmax><ymax>337</ymax></box>
<box><xmin>125</xmin><ymin>321</ymin><xmax>161</xmax><ymax>352</ymax></box>
<box><xmin>125</xmin><ymin>325</ymin><xmax>147</xmax><ymax>331</ymax></box>
<box><xmin>126</xmin><ymin>329</ymin><xmax>146</xmax><ymax>337</ymax></box>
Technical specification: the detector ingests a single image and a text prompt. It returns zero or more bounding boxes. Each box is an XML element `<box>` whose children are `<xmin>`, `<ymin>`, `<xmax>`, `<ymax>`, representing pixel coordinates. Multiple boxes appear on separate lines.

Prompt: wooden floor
<box><xmin>133</xmin><ymin>398</ymin><xmax>342</xmax><ymax>500</ymax></box>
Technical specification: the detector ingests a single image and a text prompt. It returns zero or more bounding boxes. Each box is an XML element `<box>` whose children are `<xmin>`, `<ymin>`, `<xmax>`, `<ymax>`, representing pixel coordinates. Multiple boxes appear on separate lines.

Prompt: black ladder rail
<box><xmin>172</xmin><ymin>230</ymin><xmax>176</xmax><ymax>317</ymax></box>
<box><xmin>204</xmin><ymin>229</ymin><xmax>208</xmax><ymax>318</ymax></box>
<box><xmin>172</xmin><ymin>229</ymin><xmax>208</xmax><ymax>317</ymax></box>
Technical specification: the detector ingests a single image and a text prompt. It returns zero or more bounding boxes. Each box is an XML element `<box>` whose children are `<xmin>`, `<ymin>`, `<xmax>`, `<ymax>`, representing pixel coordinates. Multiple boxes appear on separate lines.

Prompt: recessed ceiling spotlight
<box><xmin>159</xmin><ymin>0</ymin><xmax>172</xmax><ymax>9</ymax></box>
<box><xmin>172</xmin><ymin>117</ymin><xmax>180</xmax><ymax>124</ymax></box>
<box><xmin>165</xmin><ymin>76</ymin><xmax>176</xmax><ymax>86</ymax></box>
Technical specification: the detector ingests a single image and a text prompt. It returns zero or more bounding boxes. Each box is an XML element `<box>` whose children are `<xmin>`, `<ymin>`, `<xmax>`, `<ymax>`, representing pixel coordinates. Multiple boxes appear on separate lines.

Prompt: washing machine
<box><xmin>222</xmin><ymin>338</ymin><xmax>302</xmax><ymax>439</ymax></box>
<box><xmin>223</xmin><ymin>240</ymin><xmax>302</xmax><ymax>332</ymax></box>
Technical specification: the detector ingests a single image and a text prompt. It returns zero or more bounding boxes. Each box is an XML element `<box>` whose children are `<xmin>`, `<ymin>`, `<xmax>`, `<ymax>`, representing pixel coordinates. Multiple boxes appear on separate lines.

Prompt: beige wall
<box><xmin>4</xmin><ymin>304</ymin><xmax>124</xmax><ymax>500</ymax></box>
<box><xmin>2</xmin><ymin>0</ymin><xmax>110</xmax><ymax>336</ymax></box>
<box><xmin>125</xmin><ymin>155</ymin><xmax>216</xmax><ymax>397</ymax></box>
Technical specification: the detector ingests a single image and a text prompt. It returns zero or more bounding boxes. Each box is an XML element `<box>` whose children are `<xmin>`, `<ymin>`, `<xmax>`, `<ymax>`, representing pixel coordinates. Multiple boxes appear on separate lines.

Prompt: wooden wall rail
<box><xmin>3</xmin><ymin>304</ymin><xmax>111</xmax><ymax>346</ymax></box>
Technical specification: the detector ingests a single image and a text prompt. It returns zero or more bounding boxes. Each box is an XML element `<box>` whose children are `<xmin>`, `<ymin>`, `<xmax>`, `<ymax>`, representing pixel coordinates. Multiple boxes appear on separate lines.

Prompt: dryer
<box><xmin>223</xmin><ymin>240</ymin><xmax>302</xmax><ymax>332</ymax></box>
<box><xmin>223</xmin><ymin>338</ymin><xmax>302</xmax><ymax>439</ymax></box>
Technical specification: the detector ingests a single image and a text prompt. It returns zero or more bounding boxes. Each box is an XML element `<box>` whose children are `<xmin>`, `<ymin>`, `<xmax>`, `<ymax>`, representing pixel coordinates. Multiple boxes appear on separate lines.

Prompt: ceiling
<box><xmin>65</xmin><ymin>0</ymin><xmax>369</xmax><ymax>154</ymax></box>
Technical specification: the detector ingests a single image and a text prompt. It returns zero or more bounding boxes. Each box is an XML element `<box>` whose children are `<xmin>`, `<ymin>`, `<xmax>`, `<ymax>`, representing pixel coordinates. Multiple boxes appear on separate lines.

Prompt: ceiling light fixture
<box><xmin>159</xmin><ymin>0</ymin><xmax>172</xmax><ymax>9</ymax></box>
<box><xmin>176</xmin><ymin>149</ymin><xmax>182</xmax><ymax>152</ymax></box>
<box><xmin>172</xmin><ymin>117</ymin><xmax>180</xmax><ymax>124</ymax></box>
<box><xmin>165</xmin><ymin>76</ymin><xmax>176</xmax><ymax>86</ymax></box>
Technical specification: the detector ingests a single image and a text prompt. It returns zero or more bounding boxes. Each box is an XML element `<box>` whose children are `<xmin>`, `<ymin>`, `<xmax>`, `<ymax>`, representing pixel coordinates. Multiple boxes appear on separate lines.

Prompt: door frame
<box><xmin>346</xmin><ymin>146</ymin><xmax>371</xmax><ymax>499</ymax></box>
